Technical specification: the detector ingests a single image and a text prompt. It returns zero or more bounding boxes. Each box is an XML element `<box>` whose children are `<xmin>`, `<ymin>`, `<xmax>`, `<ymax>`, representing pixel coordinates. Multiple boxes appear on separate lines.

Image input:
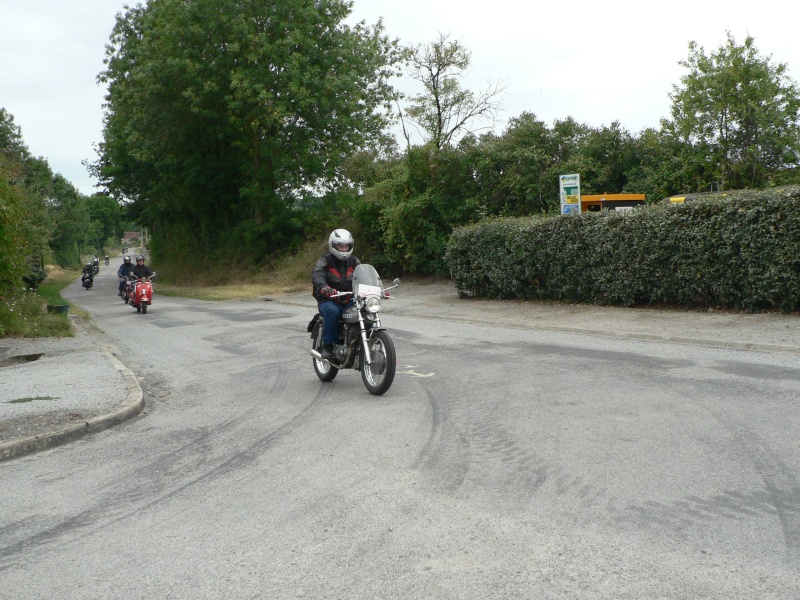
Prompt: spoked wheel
<box><xmin>312</xmin><ymin>325</ymin><xmax>338</xmax><ymax>382</ymax></box>
<box><xmin>360</xmin><ymin>329</ymin><xmax>396</xmax><ymax>396</ymax></box>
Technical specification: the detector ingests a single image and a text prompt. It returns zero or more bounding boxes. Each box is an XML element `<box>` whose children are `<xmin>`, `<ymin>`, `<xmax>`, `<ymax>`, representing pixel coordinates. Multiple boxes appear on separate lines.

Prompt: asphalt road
<box><xmin>1</xmin><ymin>265</ymin><xmax>799</xmax><ymax>599</ymax></box>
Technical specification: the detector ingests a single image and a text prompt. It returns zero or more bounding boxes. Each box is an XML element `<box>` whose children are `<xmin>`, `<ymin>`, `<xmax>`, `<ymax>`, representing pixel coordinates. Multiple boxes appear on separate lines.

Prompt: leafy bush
<box><xmin>446</xmin><ymin>186</ymin><xmax>800</xmax><ymax>312</ymax></box>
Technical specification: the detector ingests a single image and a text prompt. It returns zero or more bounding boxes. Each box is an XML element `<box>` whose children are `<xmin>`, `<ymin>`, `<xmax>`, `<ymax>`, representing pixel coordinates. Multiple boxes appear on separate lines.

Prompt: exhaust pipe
<box><xmin>309</xmin><ymin>349</ymin><xmax>324</xmax><ymax>360</ymax></box>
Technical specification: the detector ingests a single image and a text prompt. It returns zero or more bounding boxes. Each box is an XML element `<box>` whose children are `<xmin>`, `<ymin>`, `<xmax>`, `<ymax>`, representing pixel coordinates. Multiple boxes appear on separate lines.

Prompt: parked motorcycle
<box><xmin>130</xmin><ymin>273</ymin><xmax>156</xmax><ymax>314</ymax></box>
<box><xmin>308</xmin><ymin>264</ymin><xmax>400</xmax><ymax>395</ymax></box>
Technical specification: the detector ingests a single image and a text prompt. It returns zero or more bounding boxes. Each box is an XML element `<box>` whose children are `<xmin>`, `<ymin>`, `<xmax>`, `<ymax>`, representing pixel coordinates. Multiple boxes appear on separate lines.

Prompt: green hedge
<box><xmin>446</xmin><ymin>186</ymin><xmax>800</xmax><ymax>312</ymax></box>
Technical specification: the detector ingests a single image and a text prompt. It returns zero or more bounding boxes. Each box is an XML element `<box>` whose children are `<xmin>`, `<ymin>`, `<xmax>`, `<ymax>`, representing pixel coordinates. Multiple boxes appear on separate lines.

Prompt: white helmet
<box><xmin>328</xmin><ymin>228</ymin><xmax>354</xmax><ymax>260</ymax></box>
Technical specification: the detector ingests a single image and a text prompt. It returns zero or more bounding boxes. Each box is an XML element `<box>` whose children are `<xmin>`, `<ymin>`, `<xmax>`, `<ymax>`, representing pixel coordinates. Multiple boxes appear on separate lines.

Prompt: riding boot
<box><xmin>320</xmin><ymin>344</ymin><xmax>334</xmax><ymax>360</ymax></box>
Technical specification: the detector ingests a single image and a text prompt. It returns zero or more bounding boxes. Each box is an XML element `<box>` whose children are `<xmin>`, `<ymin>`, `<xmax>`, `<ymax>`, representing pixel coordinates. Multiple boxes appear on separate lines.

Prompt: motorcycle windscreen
<box><xmin>352</xmin><ymin>264</ymin><xmax>383</xmax><ymax>298</ymax></box>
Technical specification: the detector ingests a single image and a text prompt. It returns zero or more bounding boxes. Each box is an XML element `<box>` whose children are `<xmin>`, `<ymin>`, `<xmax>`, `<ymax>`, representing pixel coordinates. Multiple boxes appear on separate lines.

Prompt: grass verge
<box><xmin>0</xmin><ymin>266</ymin><xmax>78</xmax><ymax>338</ymax></box>
<box><xmin>156</xmin><ymin>240</ymin><xmax>323</xmax><ymax>301</ymax></box>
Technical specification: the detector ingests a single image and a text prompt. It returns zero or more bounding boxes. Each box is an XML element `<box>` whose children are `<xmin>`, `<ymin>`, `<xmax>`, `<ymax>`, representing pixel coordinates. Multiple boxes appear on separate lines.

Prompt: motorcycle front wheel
<box><xmin>360</xmin><ymin>329</ymin><xmax>396</xmax><ymax>396</ymax></box>
<box><xmin>312</xmin><ymin>326</ymin><xmax>338</xmax><ymax>382</ymax></box>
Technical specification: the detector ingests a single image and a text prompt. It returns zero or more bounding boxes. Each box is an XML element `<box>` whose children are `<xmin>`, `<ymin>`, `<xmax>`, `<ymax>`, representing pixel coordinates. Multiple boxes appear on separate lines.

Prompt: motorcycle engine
<box><xmin>333</xmin><ymin>344</ymin><xmax>347</xmax><ymax>362</ymax></box>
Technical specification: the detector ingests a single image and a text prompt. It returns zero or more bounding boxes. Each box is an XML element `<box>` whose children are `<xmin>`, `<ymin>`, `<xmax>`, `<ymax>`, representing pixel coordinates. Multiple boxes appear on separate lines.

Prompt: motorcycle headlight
<box><xmin>364</xmin><ymin>295</ymin><xmax>381</xmax><ymax>313</ymax></box>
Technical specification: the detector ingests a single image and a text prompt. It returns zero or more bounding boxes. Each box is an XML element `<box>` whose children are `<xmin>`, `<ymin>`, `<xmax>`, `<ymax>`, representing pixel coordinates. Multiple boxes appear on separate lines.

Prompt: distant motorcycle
<box><xmin>130</xmin><ymin>272</ymin><xmax>156</xmax><ymax>314</ymax></box>
<box><xmin>81</xmin><ymin>272</ymin><xmax>94</xmax><ymax>290</ymax></box>
<box><xmin>308</xmin><ymin>264</ymin><xmax>399</xmax><ymax>395</ymax></box>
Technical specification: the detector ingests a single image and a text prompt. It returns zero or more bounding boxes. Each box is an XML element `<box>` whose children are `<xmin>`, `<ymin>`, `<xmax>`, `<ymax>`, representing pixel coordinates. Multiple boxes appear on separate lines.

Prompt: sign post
<box><xmin>559</xmin><ymin>173</ymin><xmax>581</xmax><ymax>215</ymax></box>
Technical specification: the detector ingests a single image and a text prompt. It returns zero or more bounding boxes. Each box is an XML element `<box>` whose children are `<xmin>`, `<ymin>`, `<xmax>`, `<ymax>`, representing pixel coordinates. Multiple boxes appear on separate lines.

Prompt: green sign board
<box><xmin>559</xmin><ymin>173</ymin><xmax>581</xmax><ymax>215</ymax></box>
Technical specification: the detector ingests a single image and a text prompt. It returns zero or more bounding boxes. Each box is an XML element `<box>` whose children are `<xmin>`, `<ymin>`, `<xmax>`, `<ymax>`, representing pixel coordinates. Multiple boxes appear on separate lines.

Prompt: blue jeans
<box><xmin>318</xmin><ymin>300</ymin><xmax>353</xmax><ymax>345</ymax></box>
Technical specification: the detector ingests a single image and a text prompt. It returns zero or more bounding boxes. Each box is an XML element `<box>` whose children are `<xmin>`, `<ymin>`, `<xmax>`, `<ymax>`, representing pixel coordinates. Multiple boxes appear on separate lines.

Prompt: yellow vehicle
<box><xmin>580</xmin><ymin>193</ymin><xmax>645</xmax><ymax>212</ymax></box>
<box><xmin>662</xmin><ymin>191</ymin><xmax>730</xmax><ymax>204</ymax></box>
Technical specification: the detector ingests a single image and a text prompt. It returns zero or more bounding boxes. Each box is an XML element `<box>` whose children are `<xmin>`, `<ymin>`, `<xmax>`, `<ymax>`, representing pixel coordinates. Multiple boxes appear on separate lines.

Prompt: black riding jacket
<box><xmin>312</xmin><ymin>253</ymin><xmax>360</xmax><ymax>302</ymax></box>
<box><xmin>132</xmin><ymin>264</ymin><xmax>153</xmax><ymax>279</ymax></box>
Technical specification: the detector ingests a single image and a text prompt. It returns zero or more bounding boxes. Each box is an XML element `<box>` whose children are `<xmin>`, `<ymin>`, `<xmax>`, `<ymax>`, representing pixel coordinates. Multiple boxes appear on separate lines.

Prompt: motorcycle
<box><xmin>130</xmin><ymin>272</ymin><xmax>156</xmax><ymax>314</ymax></box>
<box><xmin>121</xmin><ymin>274</ymin><xmax>135</xmax><ymax>304</ymax></box>
<box><xmin>104</xmin><ymin>257</ymin><xmax>110</xmax><ymax>266</ymax></box>
<box><xmin>308</xmin><ymin>264</ymin><xmax>400</xmax><ymax>396</ymax></box>
<box><xmin>81</xmin><ymin>272</ymin><xmax>94</xmax><ymax>290</ymax></box>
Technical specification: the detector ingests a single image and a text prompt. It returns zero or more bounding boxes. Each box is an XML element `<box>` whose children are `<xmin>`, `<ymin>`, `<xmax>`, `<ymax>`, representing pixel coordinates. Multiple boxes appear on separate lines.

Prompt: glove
<box><xmin>321</xmin><ymin>286</ymin><xmax>337</xmax><ymax>299</ymax></box>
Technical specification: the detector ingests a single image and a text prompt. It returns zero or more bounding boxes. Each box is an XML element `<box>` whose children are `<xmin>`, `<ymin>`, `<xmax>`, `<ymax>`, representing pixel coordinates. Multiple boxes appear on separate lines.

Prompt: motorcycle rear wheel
<box><xmin>142</xmin><ymin>303</ymin><xmax>147</xmax><ymax>314</ymax></box>
<box><xmin>312</xmin><ymin>326</ymin><xmax>338</xmax><ymax>382</ymax></box>
<box><xmin>360</xmin><ymin>329</ymin><xmax>396</xmax><ymax>396</ymax></box>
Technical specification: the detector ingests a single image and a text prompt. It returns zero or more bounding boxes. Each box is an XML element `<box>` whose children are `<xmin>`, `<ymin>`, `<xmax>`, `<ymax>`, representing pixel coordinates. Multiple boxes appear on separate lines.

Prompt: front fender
<box><xmin>366</xmin><ymin>326</ymin><xmax>387</xmax><ymax>338</ymax></box>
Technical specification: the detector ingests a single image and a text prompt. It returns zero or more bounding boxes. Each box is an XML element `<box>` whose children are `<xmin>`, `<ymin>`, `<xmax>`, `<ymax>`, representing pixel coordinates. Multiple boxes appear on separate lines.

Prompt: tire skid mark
<box><xmin>459</xmin><ymin>365</ymin><xmax>554</xmax><ymax>498</ymax></box>
<box><xmin>685</xmin><ymin>383</ymin><xmax>800</xmax><ymax>562</ymax></box>
<box><xmin>609</xmin><ymin>380</ymin><xmax>800</xmax><ymax>567</ymax></box>
<box><xmin>412</xmin><ymin>385</ymin><xmax>471</xmax><ymax>493</ymax></box>
<box><xmin>413</xmin><ymin>348</ymin><xmax>609</xmax><ymax>507</ymax></box>
<box><xmin>126</xmin><ymin>362</ymin><xmax>291</xmax><ymax>489</ymax></box>
<box><xmin>0</xmin><ymin>363</ymin><xmax>325</xmax><ymax>565</ymax></box>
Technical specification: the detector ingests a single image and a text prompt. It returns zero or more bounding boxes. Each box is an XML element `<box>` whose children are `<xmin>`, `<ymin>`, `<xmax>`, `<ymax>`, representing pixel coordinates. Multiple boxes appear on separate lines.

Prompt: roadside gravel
<box><xmin>0</xmin><ymin>317</ymin><xmax>131</xmax><ymax>448</ymax></box>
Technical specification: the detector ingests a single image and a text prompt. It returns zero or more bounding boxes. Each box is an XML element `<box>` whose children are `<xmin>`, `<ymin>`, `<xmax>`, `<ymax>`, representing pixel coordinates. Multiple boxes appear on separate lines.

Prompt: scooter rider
<box><xmin>116</xmin><ymin>255</ymin><xmax>133</xmax><ymax>296</ymax></box>
<box><xmin>127</xmin><ymin>254</ymin><xmax>154</xmax><ymax>301</ymax></box>
<box><xmin>312</xmin><ymin>229</ymin><xmax>360</xmax><ymax>361</ymax></box>
<box><xmin>132</xmin><ymin>254</ymin><xmax>153</xmax><ymax>280</ymax></box>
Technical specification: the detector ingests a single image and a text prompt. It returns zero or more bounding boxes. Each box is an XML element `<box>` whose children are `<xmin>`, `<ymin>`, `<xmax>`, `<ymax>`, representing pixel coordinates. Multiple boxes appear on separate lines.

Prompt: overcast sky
<box><xmin>2</xmin><ymin>0</ymin><xmax>798</xmax><ymax>195</ymax></box>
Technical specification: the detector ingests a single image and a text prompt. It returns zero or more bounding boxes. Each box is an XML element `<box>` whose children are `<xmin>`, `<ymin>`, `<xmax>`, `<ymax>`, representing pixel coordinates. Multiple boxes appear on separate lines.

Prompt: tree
<box><xmin>0</xmin><ymin>153</ymin><xmax>32</xmax><ymax>290</ymax></box>
<box><xmin>577</xmin><ymin>122</ymin><xmax>639</xmax><ymax>195</ymax></box>
<box><xmin>0</xmin><ymin>111</ymin><xmax>55</xmax><ymax>279</ymax></box>
<box><xmin>87</xmin><ymin>194</ymin><xmax>123</xmax><ymax>253</ymax></box>
<box><xmin>401</xmin><ymin>33</ymin><xmax>506</xmax><ymax>150</ymax></box>
<box><xmin>95</xmin><ymin>0</ymin><xmax>399</xmax><ymax>265</ymax></box>
<box><xmin>0</xmin><ymin>108</ymin><xmax>29</xmax><ymax>162</ymax></box>
<box><xmin>46</xmin><ymin>173</ymin><xmax>93</xmax><ymax>267</ymax></box>
<box><xmin>666</xmin><ymin>32</ymin><xmax>800</xmax><ymax>190</ymax></box>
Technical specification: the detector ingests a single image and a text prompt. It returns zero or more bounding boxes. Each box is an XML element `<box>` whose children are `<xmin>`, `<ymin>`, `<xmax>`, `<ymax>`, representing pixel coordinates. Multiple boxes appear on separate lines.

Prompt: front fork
<box><xmin>357</xmin><ymin>311</ymin><xmax>381</xmax><ymax>366</ymax></box>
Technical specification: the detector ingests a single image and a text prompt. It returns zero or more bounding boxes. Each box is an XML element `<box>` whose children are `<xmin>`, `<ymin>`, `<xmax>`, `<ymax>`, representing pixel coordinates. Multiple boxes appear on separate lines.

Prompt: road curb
<box><xmin>0</xmin><ymin>324</ymin><xmax>145</xmax><ymax>463</ymax></box>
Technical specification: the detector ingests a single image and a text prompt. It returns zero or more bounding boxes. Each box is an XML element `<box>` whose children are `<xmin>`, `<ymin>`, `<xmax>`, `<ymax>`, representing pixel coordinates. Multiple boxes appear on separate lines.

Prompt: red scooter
<box><xmin>130</xmin><ymin>273</ymin><xmax>156</xmax><ymax>314</ymax></box>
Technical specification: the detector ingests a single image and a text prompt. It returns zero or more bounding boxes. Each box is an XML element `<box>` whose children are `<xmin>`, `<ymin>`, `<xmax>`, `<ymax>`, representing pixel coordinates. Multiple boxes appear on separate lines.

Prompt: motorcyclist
<box><xmin>81</xmin><ymin>263</ymin><xmax>94</xmax><ymax>286</ymax></box>
<box><xmin>312</xmin><ymin>229</ymin><xmax>361</xmax><ymax>360</ymax></box>
<box><xmin>132</xmin><ymin>254</ymin><xmax>153</xmax><ymax>280</ymax></box>
<box><xmin>104</xmin><ymin>255</ymin><xmax>109</xmax><ymax>266</ymax></box>
<box><xmin>116</xmin><ymin>255</ymin><xmax>133</xmax><ymax>296</ymax></box>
